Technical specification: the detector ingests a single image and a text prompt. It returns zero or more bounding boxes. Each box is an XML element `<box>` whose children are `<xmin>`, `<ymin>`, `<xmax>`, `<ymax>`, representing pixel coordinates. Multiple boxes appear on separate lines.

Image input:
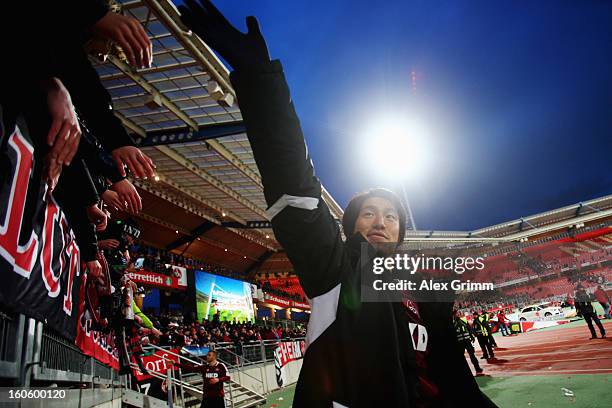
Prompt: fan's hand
<box><xmin>44</xmin><ymin>78</ymin><xmax>81</xmax><ymax>166</ymax></box>
<box><xmin>110</xmin><ymin>179</ymin><xmax>142</xmax><ymax>214</ymax></box>
<box><xmin>91</xmin><ymin>11</ymin><xmax>153</xmax><ymax>69</ymax></box>
<box><xmin>111</xmin><ymin>146</ymin><xmax>155</xmax><ymax>179</ymax></box>
<box><xmin>178</xmin><ymin>0</ymin><xmax>270</xmax><ymax>71</ymax></box>
<box><xmin>98</xmin><ymin>239</ymin><xmax>120</xmax><ymax>250</ymax></box>
<box><xmin>86</xmin><ymin>205</ymin><xmax>108</xmax><ymax>232</ymax></box>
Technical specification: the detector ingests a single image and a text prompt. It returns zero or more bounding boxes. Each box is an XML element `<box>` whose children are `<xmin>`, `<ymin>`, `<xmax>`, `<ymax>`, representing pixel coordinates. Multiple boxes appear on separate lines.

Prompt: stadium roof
<box><xmin>404</xmin><ymin>194</ymin><xmax>612</xmax><ymax>243</ymax></box>
<box><xmin>95</xmin><ymin>0</ymin><xmax>342</xmax><ymax>276</ymax></box>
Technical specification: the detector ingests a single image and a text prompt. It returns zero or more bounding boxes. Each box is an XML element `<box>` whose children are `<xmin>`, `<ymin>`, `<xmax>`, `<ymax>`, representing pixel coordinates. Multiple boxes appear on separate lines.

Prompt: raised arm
<box><xmin>179</xmin><ymin>0</ymin><xmax>345</xmax><ymax>298</ymax></box>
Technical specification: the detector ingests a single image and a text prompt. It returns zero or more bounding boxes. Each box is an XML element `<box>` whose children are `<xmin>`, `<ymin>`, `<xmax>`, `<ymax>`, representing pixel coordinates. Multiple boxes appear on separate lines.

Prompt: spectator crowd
<box><xmin>143</xmin><ymin>311</ymin><xmax>306</xmax><ymax>349</ymax></box>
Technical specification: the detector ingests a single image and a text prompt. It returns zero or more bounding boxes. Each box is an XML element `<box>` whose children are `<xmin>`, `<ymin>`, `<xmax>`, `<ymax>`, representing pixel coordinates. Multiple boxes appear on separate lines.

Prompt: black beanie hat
<box><xmin>342</xmin><ymin>188</ymin><xmax>407</xmax><ymax>243</ymax></box>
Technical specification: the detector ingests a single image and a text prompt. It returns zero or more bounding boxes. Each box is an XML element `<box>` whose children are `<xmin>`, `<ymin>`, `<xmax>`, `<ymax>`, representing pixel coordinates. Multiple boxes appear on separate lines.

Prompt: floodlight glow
<box><xmin>359</xmin><ymin>115</ymin><xmax>432</xmax><ymax>182</ymax></box>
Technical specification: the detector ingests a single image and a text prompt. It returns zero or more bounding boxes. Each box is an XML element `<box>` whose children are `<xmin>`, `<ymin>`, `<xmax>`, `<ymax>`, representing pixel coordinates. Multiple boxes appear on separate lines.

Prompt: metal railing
<box><xmin>254</xmin><ymin>318</ymin><xmax>303</xmax><ymax>330</ymax></box>
<box><xmin>40</xmin><ymin>327</ymin><xmax>91</xmax><ymax>375</ymax></box>
<box><xmin>138</xmin><ymin>345</ymin><xmax>220</xmax><ymax>407</ymax></box>
<box><xmin>0</xmin><ymin>313</ymin><xmax>301</xmax><ymax>404</ymax></box>
<box><xmin>0</xmin><ymin>311</ymin><xmax>24</xmax><ymax>380</ymax></box>
<box><xmin>142</xmin><ymin>343</ymin><xmax>270</xmax><ymax>408</ymax></box>
<box><xmin>201</xmin><ymin>345</ymin><xmax>266</xmax><ymax>391</ymax></box>
<box><xmin>0</xmin><ymin>313</ymin><xmax>120</xmax><ymax>388</ymax></box>
<box><xmin>128</xmin><ymin>359</ymin><xmax>193</xmax><ymax>408</ymax></box>
<box><xmin>212</xmin><ymin>338</ymin><xmax>305</xmax><ymax>368</ymax></box>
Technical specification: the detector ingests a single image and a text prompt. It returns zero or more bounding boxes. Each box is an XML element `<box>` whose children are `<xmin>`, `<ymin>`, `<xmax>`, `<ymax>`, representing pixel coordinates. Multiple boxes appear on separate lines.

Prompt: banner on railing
<box><xmin>274</xmin><ymin>340</ymin><xmax>305</xmax><ymax>387</ymax></box>
<box><xmin>1</xmin><ymin>117</ymin><xmax>135</xmax><ymax>373</ymax></box>
<box><xmin>132</xmin><ymin>347</ymin><xmax>181</xmax><ymax>381</ymax></box>
<box><xmin>75</xmin><ymin>274</ymin><xmax>120</xmax><ymax>369</ymax></box>
<box><xmin>0</xmin><ymin>121</ymin><xmax>83</xmax><ymax>342</ymax></box>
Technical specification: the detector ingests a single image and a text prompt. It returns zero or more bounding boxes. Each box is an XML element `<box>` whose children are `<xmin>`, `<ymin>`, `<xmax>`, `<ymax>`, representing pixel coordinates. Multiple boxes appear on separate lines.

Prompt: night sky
<box><xmin>177</xmin><ymin>0</ymin><xmax>612</xmax><ymax>231</ymax></box>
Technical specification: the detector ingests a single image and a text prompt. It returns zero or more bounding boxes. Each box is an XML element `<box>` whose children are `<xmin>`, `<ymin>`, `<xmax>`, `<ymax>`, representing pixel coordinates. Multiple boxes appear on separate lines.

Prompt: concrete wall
<box><xmin>19</xmin><ymin>388</ymin><xmax>122</xmax><ymax>408</ymax></box>
<box><xmin>230</xmin><ymin>359</ymin><xmax>303</xmax><ymax>395</ymax></box>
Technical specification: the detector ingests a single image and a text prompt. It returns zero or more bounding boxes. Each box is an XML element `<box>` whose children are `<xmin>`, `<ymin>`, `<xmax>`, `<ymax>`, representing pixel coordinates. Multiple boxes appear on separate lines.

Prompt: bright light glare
<box><xmin>359</xmin><ymin>115</ymin><xmax>432</xmax><ymax>182</ymax></box>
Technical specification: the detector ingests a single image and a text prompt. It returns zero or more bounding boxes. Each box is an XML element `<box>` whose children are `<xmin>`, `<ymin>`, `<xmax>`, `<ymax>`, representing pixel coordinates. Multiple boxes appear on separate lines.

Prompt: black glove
<box><xmin>178</xmin><ymin>0</ymin><xmax>270</xmax><ymax>71</ymax></box>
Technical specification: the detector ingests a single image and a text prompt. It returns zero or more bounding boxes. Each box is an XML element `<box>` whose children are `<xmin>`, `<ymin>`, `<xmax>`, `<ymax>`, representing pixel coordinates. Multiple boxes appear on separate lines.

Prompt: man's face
<box><xmin>206</xmin><ymin>352</ymin><xmax>215</xmax><ymax>363</ymax></box>
<box><xmin>353</xmin><ymin>197</ymin><xmax>400</xmax><ymax>247</ymax></box>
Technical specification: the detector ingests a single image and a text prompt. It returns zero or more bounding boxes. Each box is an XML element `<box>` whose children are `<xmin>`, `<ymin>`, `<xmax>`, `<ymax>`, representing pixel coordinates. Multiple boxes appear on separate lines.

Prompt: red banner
<box><xmin>292</xmin><ymin>301</ymin><xmax>310</xmax><ymax>310</ymax></box>
<box><xmin>274</xmin><ymin>340</ymin><xmax>305</xmax><ymax>387</ymax></box>
<box><xmin>0</xmin><ymin>124</ymin><xmax>82</xmax><ymax>341</ymax></box>
<box><xmin>275</xmin><ymin>340</ymin><xmax>305</xmax><ymax>367</ymax></box>
<box><xmin>0</xmin><ymin>115</ymin><xmax>168</xmax><ymax>375</ymax></box>
<box><xmin>262</xmin><ymin>293</ymin><xmax>310</xmax><ymax>310</ymax></box>
<box><xmin>75</xmin><ymin>274</ymin><xmax>119</xmax><ymax>369</ymax></box>
<box><xmin>263</xmin><ymin>293</ymin><xmax>291</xmax><ymax>307</ymax></box>
<box><xmin>132</xmin><ymin>348</ymin><xmax>180</xmax><ymax>381</ymax></box>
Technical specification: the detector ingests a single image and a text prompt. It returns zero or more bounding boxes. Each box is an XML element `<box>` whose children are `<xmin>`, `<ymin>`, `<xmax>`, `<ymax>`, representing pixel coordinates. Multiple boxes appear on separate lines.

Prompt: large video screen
<box><xmin>195</xmin><ymin>271</ymin><xmax>255</xmax><ymax>323</ymax></box>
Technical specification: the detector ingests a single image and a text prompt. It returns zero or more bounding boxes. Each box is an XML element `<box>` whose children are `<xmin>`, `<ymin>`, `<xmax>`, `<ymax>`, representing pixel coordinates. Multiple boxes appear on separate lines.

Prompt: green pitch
<box><xmin>262</xmin><ymin>375</ymin><xmax>612</xmax><ymax>407</ymax></box>
<box><xmin>196</xmin><ymin>290</ymin><xmax>252</xmax><ymax>323</ymax></box>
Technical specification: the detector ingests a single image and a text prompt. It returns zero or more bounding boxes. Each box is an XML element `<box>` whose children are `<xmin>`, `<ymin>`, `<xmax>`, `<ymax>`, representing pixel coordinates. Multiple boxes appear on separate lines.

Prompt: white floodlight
<box><xmin>359</xmin><ymin>115</ymin><xmax>432</xmax><ymax>182</ymax></box>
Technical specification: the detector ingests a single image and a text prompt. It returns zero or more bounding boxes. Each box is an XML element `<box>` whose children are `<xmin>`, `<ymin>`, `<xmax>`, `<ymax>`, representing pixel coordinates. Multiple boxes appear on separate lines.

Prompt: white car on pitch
<box><xmin>518</xmin><ymin>303</ymin><xmax>563</xmax><ymax>321</ymax></box>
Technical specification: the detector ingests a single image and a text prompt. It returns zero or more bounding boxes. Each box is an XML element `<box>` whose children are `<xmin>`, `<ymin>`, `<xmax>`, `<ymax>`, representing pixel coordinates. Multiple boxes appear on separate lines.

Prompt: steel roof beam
<box><xmin>135</xmin><ymin>213</ymin><xmax>245</xmax><ymax>268</ymax></box>
<box><xmin>221</xmin><ymin>221</ymin><xmax>272</xmax><ymax>229</ymax></box>
<box><xmin>136</xmin><ymin>123</ymin><xmax>246</xmax><ymax>147</ymax></box>
<box><xmin>116</xmin><ymin>107</ymin><xmax>238</xmax><ymax>122</ymax></box>
<box><xmin>108</xmin><ymin>55</ymin><xmax>200</xmax><ymax>130</ymax></box>
<box><xmin>132</xmin><ymin>176</ymin><xmax>276</xmax><ymax>250</ymax></box>
<box><xmin>109</xmin><ymin>14</ymin><xmax>342</xmax><ymax>218</ymax></box>
<box><xmin>322</xmin><ymin>187</ymin><xmax>344</xmax><ymax>219</ymax></box>
<box><xmin>166</xmin><ymin>221</ymin><xmax>216</xmax><ymax>250</ymax></box>
<box><xmin>142</xmin><ymin>215</ymin><xmax>261</xmax><ymax>262</ymax></box>
<box><xmin>140</xmin><ymin>1</ymin><xmax>273</xmax><ymax>190</ymax></box>
<box><xmin>134</xmin><ymin>189</ymin><xmax>277</xmax><ymax>253</ymax></box>
<box><xmin>123</xmin><ymin>107</ymin><xmax>238</xmax><ymax>121</ymax></box>
<box><xmin>108</xmin><ymin>52</ymin><xmax>263</xmax><ymax>193</ymax></box>
<box><xmin>146</xmin><ymin>173</ymin><xmax>247</xmax><ymax>225</ymax></box>
<box><xmin>143</xmin><ymin>0</ymin><xmax>234</xmax><ymax>97</ymax></box>
<box><xmin>108</xmin><ymin>54</ymin><xmax>264</xmax><ymax>203</ymax></box>
<box><xmin>403</xmin><ymin>208</ymin><xmax>612</xmax><ymax>243</ymax></box>
<box><xmin>114</xmin><ymin>111</ymin><xmax>146</xmax><ymax>137</ymax></box>
<box><xmin>99</xmin><ymin>60</ymin><xmax>200</xmax><ymax>81</ymax></box>
<box><xmin>132</xmin><ymin>178</ymin><xmax>221</xmax><ymax>224</ymax></box>
<box><xmin>154</xmin><ymin>145</ymin><xmax>268</xmax><ymax>220</ymax></box>
<box><xmin>471</xmin><ymin>195</ymin><xmax>612</xmax><ymax>236</ymax></box>
<box><xmin>121</xmin><ymin>1</ymin><xmax>144</xmax><ymax>11</ymax></box>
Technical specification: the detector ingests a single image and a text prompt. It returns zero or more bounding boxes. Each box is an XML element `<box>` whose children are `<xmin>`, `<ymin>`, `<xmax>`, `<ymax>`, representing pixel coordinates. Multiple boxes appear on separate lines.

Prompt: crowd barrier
<box><xmin>212</xmin><ymin>338</ymin><xmax>304</xmax><ymax>368</ymax></box>
<box><xmin>0</xmin><ymin>310</ymin><xmax>121</xmax><ymax>389</ymax></box>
